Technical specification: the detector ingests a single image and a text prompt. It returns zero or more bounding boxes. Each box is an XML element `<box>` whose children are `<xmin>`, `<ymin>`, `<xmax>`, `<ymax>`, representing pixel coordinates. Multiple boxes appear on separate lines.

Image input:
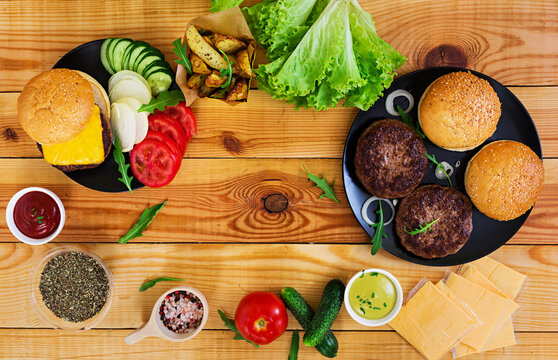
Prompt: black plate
<box><xmin>53</xmin><ymin>39</ymin><xmax>176</xmax><ymax>192</ymax></box>
<box><xmin>343</xmin><ymin>67</ymin><xmax>542</xmax><ymax>266</ymax></box>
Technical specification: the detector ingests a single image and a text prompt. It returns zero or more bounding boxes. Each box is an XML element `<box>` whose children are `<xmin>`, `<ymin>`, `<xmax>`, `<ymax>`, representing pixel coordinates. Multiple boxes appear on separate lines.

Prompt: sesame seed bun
<box><xmin>418</xmin><ymin>72</ymin><xmax>501</xmax><ymax>151</ymax></box>
<box><xmin>465</xmin><ymin>140</ymin><xmax>544</xmax><ymax>221</ymax></box>
<box><xmin>17</xmin><ymin>69</ymin><xmax>100</xmax><ymax>144</ymax></box>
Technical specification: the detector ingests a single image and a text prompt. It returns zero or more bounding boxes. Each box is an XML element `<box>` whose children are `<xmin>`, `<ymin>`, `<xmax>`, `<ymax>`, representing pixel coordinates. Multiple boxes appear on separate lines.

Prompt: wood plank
<box><xmin>1</xmin><ymin>88</ymin><xmax>558</xmax><ymax>159</ymax></box>
<box><xmin>0</xmin><ymin>1</ymin><xmax>557</xmax><ymax>91</ymax></box>
<box><xmin>0</xmin><ymin>329</ymin><xmax>554</xmax><ymax>360</ymax></box>
<box><xmin>0</xmin><ymin>243</ymin><xmax>555</xmax><ymax>331</ymax></box>
<box><xmin>0</xmin><ymin>158</ymin><xmax>555</xmax><ymax>245</ymax></box>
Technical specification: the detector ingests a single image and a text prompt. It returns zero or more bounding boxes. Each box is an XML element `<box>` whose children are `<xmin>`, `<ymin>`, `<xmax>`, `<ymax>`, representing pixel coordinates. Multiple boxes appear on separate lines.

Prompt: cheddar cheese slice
<box><xmin>389</xmin><ymin>281</ymin><xmax>478</xmax><ymax>360</ymax></box>
<box><xmin>469</xmin><ymin>256</ymin><xmax>527</xmax><ymax>299</ymax></box>
<box><xmin>445</xmin><ymin>272</ymin><xmax>518</xmax><ymax>351</ymax></box>
<box><xmin>452</xmin><ymin>267</ymin><xmax>518</xmax><ymax>357</ymax></box>
<box><xmin>42</xmin><ymin>105</ymin><xmax>105</xmax><ymax>165</ymax></box>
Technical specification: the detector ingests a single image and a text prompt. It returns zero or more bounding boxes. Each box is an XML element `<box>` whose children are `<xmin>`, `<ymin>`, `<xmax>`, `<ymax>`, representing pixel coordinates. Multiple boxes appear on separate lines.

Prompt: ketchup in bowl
<box><xmin>13</xmin><ymin>191</ymin><xmax>61</xmax><ymax>239</ymax></box>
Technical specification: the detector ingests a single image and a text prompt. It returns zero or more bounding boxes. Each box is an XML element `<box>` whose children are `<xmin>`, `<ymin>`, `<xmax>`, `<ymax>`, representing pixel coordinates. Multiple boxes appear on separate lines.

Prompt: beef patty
<box><xmin>354</xmin><ymin>119</ymin><xmax>427</xmax><ymax>198</ymax></box>
<box><xmin>396</xmin><ymin>185</ymin><xmax>473</xmax><ymax>259</ymax></box>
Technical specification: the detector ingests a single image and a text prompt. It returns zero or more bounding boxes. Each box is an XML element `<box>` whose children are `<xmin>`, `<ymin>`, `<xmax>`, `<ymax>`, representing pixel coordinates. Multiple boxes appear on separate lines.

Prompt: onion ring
<box><xmin>435</xmin><ymin>161</ymin><xmax>454</xmax><ymax>180</ymax></box>
<box><xmin>385</xmin><ymin>89</ymin><xmax>414</xmax><ymax>116</ymax></box>
<box><xmin>361</xmin><ymin>196</ymin><xmax>396</xmax><ymax>227</ymax></box>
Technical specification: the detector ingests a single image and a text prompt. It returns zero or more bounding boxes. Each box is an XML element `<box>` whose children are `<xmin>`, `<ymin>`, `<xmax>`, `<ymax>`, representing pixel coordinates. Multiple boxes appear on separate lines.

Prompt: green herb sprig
<box><xmin>424</xmin><ymin>153</ymin><xmax>452</xmax><ymax>187</ymax></box>
<box><xmin>118</xmin><ymin>201</ymin><xmax>167</xmax><ymax>244</ymax></box>
<box><xmin>138</xmin><ymin>90</ymin><xmax>186</xmax><ymax>114</ymax></box>
<box><xmin>113</xmin><ymin>137</ymin><xmax>134</xmax><ymax>193</ymax></box>
<box><xmin>370</xmin><ymin>201</ymin><xmax>387</xmax><ymax>255</ymax></box>
<box><xmin>139</xmin><ymin>277</ymin><xmax>185</xmax><ymax>292</ymax></box>
<box><xmin>172</xmin><ymin>38</ymin><xmax>192</xmax><ymax>74</ymax></box>
<box><xmin>218</xmin><ymin>309</ymin><xmax>259</xmax><ymax>348</ymax></box>
<box><xmin>219</xmin><ymin>49</ymin><xmax>234</xmax><ymax>90</ymax></box>
<box><xmin>404</xmin><ymin>218</ymin><xmax>440</xmax><ymax>235</ymax></box>
<box><xmin>288</xmin><ymin>330</ymin><xmax>300</xmax><ymax>360</ymax></box>
<box><xmin>397</xmin><ymin>105</ymin><xmax>425</xmax><ymax>139</ymax></box>
<box><xmin>303</xmin><ymin>165</ymin><xmax>339</xmax><ymax>203</ymax></box>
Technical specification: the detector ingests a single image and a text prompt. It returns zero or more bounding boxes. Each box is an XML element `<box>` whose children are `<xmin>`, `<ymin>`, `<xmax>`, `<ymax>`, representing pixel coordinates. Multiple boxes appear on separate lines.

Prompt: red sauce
<box><xmin>13</xmin><ymin>191</ymin><xmax>61</xmax><ymax>239</ymax></box>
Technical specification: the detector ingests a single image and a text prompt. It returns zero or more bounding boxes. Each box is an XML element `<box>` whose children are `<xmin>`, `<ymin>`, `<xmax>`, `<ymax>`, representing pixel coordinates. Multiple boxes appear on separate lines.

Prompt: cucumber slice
<box><xmin>106</xmin><ymin>38</ymin><xmax>125</xmax><ymax>73</ymax></box>
<box><xmin>111</xmin><ymin>39</ymin><xmax>133</xmax><ymax>72</ymax></box>
<box><xmin>124</xmin><ymin>41</ymin><xmax>150</xmax><ymax>70</ymax></box>
<box><xmin>136</xmin><ymin>54</ymin><xmax>164</xmax><ymax>75</ymax></box>
<box><xmin>120</xmin><ymin>42</ymin><xmax>137</xmax><ymax>71</ymax></box>
<box><xmin>100</xmin><ymin>38</ymin><xmax>115</xmax><ymax>75</ymax></box>
<box><xmin>142</xmin><ymin>60</ymin><xmax>170</xmax><ymax>77</ymax></box>
<box><xmin>146</xmin><ymin>70</ymin><xmax>173</xmax><ymax>96</ymax></box>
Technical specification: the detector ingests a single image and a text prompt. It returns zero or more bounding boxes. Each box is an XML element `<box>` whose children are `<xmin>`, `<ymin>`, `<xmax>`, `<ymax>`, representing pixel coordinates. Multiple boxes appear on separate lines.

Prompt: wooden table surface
<box><xmin>1</xmin><ymin>0</ymin><xmax>557</xmax><ymax>359</ymax></box>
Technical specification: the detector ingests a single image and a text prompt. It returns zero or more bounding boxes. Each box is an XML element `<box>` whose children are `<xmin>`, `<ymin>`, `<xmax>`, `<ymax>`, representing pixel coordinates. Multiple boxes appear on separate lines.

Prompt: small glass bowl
<box><xmin>30</xmin><ymin>246</ymin><xmax>114</xmax><ymax>331</ymax></box>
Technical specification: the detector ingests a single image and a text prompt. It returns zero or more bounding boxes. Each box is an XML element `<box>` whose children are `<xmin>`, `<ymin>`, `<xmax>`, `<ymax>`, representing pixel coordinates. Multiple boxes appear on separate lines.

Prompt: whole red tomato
<box><xmin>234</xmin><ymin>292</ymin><xmax>288</xmax><ymax>345</ymax></box>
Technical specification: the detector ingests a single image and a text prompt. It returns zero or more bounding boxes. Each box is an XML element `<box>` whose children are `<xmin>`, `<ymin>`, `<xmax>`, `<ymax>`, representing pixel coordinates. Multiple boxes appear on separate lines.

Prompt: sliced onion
<box><xmin>435</xmin><ymin>161</ymin><xmax>454</xmax><ymax>180</ymax></box>
<box><xmin>361</xmin><ymin>196</ymin><xmax>395</xmax><ymax>227</ymax></box>
<box><xmin>110</xmin><ymin>103</ymin><xmax>136</xmax><ymax>152</ymax></box>
<box><xmin>109</xmin><ymin>78</ymin><xmax>152</xmax><ymax>104</ymax></box>
<box><xmin>116</xmin><ymin>97</ymin><xmax>149</xmax><ymax>144</ymax></box>
<box><xmin>109</xmin><ymin>70</ymin><xmax>150</xmax><ymax>94</ymax></box>
<box><xmin>455</xmin><ymin>160</ymin><xmax>461</xmax><ymax>168</ymax></box>
<box><xmin>385</xmin><ymin>89</ymin><xmax>414</xmax><ymax>116</ymax></box>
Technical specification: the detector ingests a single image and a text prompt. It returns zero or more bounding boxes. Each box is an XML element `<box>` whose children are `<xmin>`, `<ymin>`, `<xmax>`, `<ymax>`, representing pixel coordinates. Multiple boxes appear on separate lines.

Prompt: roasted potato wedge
<box><xmin>190</xmin><ymin>53</ymin><xmax>212</xmax><ymax>75</ymax></box>
<box><xmin>236</xmin><ymin>50</ymin><xmax>252</xmax><ymax>78</ymax></box>
<box><xmin>203</xmin><ymin>35</ymin><xmax>215</xmax><ymax>47</ymax></box>
<box><xmin>186</xmin><ymin>26</ymin><xmax>228</xmax><ymax>70</ymax></box>
<box><xmin>205</xmin><ymin>70</ymin><xmax>228</xmax><ymax>88</ymax></box>
<box><xmin>199</xmin><ymin>84</ymin><xmax>217</xmax><ymax>98</ymax></box>
<box><xmin>186</xmin><ymin>74</ymin><xmax>205</xmax><ymax>89</ymax></box>
<box><xmin>225</xmin><ymin>79</ymin><xmax>248</xmax><ymax>102</ymax></box>
<box><xmin>214</xmin><ymin>34</ymin><xmax>247</xmax><ymax>54</ymax></box>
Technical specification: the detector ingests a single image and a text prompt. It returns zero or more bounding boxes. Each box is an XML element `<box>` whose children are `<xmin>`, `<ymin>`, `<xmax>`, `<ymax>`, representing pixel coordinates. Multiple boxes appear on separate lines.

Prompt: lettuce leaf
<box><xmin>244</xmin><ymin>0</ymin><xmax>319</xmax><ymax>60</ymax></box>
<box><xmin>247</xmin><ymin>0</ymin><xmax>407</xmax><ymax>111</ymax></box>
<box><xmin>210</xmin><ymin>0</ymin><xmax>244</xmax><ymax>13</ymax></box>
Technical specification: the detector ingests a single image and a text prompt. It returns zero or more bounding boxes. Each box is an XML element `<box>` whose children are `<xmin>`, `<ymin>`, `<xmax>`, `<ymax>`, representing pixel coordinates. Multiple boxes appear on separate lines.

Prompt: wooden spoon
<box><xmin>125</xmin><ymin>286</ymin><xmax>209</xmax><ymax>344</ymax></box>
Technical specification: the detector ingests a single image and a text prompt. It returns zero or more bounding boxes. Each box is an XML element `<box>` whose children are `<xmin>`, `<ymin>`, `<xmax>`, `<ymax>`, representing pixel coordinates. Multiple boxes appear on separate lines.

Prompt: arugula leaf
<box><xmin>397</xmin><ymin>105</ymin><xmax>425</xmax><ymax>139</ymax></box>
<box><xmin>113</xmin><ymin>137</ymin><xmax>134</xmax><ymax>193</ymax></box>
<box><xmin>218</xmin><ymin>49</ymin><xmax>233</xmax><ymax>89</ymax></box>
<box><xmin>424</xmin><ymin>153</ymin><xmax>452</xmax><ymax>187</ymax></box>
<box><xmin>404</xmin><ymin>218</ymin><xmax>440</xmax><ymax>235</ymax></box>
<box><xmin>218</xmin><ymin>309</ymin><xmax>260</xmax><ymax>348</ymax></box>
<box><xmin>138</xmin><ymin>90</ymin><xmax>185</xmax><ymax>114</ymax></box>
<box><xmin>370</xmin><ymin>201</ymin><xmax>387</xmax><ymax>255</ymax></box>
<box><xmin>210</xmin><ymin>0</ymin><xmax>245</xmax><ymax>13</ymax></box>
<box><xmin>288</xmin><ymin>330</ymin><xmax>300</xmax><ymax>360</ymax></box>
<box><xmin>118</xmin><ymin>201</ymin><xmax>167</xmax><ymax>244</ymax></box>
<box><xmin>303</xmin><ymin>165</ymin><xmax>339</xmax><ymax>203</ymax></box>
<box><xmin>139</xmin><ymin>277</ymin><xmax>185</xmax><ymax>292</ymax></box>
<box><xmin>172</xmin><ymin>38</ymin><xmax>192</xmax><ymax>74</ymax></box>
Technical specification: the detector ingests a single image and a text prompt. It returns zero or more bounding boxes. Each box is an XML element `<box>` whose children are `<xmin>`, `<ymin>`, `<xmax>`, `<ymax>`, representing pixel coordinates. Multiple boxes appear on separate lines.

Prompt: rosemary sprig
<box><xmin>397</xmin><ymin>105</ymin><xmax>425</xmax><ymax>139</ymax></box>
<box><xmin>424</xmin><ymin>153</ymin><xmax>452</xmax><ymax>187</ymax></box>
<box><xmin>370</xmin><ymin>201</ymin><xmax>387</xmax><ymax>255</ymax></box>
<box><xmin>404</xmin><ymin>218</ymin><xmax>440</xmax><ymax>235</ymax></box>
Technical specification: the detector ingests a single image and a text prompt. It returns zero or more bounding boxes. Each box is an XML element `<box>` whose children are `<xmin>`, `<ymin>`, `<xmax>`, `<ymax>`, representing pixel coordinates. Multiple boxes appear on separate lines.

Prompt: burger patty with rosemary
<box><xmin>395</xmin><ymin>185</ymin><xmax>473</xmax><ymax>259</ymax></box>
<box><xmin>354</xmin><ymin>119</ymin><xmax>427</xmax><ymax>199</ymax></box>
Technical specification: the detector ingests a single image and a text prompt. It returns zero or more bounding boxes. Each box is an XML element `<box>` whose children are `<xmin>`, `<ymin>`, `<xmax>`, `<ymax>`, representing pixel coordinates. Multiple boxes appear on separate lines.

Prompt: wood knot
<box><xmin>221</xmin><ymin>131</ymin><xmax>243</xmax><ymax>155</ymax></box>
<box><xmin>263</xmin><ymin>193</ymin><xmax>288</xmax><ymax>213</ymax></box>
<box><xmin>424</xmin><ymin>45</ymin><xmax>467</xmax><ymax>68</ymax></box>
<box><xmin>3</xmin><ymin>128</ymin><xmax>17</xmax><ymax>141</ymax></box>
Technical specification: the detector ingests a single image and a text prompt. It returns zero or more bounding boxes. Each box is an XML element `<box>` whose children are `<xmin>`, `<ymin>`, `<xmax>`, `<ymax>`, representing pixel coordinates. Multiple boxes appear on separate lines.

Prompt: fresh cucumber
<box><xmin>146</xmin><ymin>71</ymin><xmax>173</xmax><ymax>96</ymax></box>
<box><xmin>124</xmin><ymin>41</ymin><xmax>149</xmax><ymax>70</ymax></box>
<box><xmin>120</xmin><ymin>42</ymin><xmax>138</xmax><ymax>71</ymax></box>
<box><xmin>111</xmin><ymin>38</ymin><xmax>133</xmax><ymax>72</ymax></box>
<box><xmin>280</xmin><ymin>287</ymin><xmax>339</xmax><ymax>358</ymax></box>
<box><xmin>100</xmin><ymin>38</ymin><xmax>115</xmax><ymax>75</ymax></box>
<box><xmin>142</xmin><ymin>60</ymin><xmax>170</xmax><ymax>77</ymax></box>
<box><xmin>106</xmin><ymin>38</ymin><xmax>126</xmax><ymax>73</ymax></box>
<box><xmin>303</xmin><ymin>279</ymin><xmax>345</xmax><ymax>347</ymax></box>
<box><xmin>136</xmin><ymin>53</ymin><xmax>164</xmax><ymax>75</ymax></box>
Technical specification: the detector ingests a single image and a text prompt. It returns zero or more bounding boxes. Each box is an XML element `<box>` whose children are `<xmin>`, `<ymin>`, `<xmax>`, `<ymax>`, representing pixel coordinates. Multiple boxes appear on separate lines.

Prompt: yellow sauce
<box><xmin>349</xmin><ymin>271</ymin><xmax>397</xmax><ymax>320</ymax></box>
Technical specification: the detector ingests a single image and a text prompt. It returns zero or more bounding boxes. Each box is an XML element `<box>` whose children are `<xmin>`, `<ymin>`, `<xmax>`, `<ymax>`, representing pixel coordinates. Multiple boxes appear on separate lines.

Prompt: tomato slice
<box><xmin>130</xmin><ymin>139</ymin><xmax>180</xmax><ymax>187</ymax></box>
<box><xmin>154</xmin><ymin>101</ymin><xmax>197</xmax><ymax>142</ymax></box>
<box><xmin>148</xmin><ymin>113</ymin><xmax>187</xmax><ymax>155</ymax></box>
<box><xmin>145</xmin><ymin>130</ymin><xmax>181</xmax><ymax>160</ymax></box>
